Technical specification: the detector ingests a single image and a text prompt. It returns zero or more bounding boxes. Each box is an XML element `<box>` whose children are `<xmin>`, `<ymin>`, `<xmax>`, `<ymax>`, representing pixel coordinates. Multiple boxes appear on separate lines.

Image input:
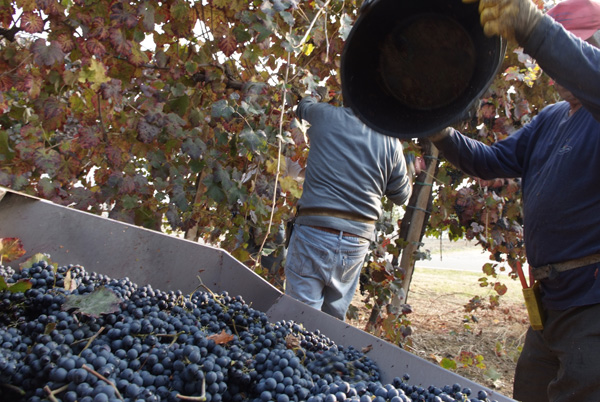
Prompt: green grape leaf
<box><xmin>20</xmin><ymin>253</ymin><xmax>57</xmax><ymax>271</ymax></box>
<box><xmin>137</xmin><ymin>119</ymin><xmax>161</xmax><ymax>143</ymax></box>
<box><xmin>0</xmin><ymin>130</ymin><xmax>15</xmax><ymax>160</ymax></box>
<box><xmin>34</xmin><ymin>148</ymin><xmax>62</xmax><ymax>176</ymax></box>
<box><xmin>211</xmin><ymin>100</ymin><xmax>234</xmax><ymax>119</ymax></box>
<box><xmin>62</xmin><ymin>286</ymin><xmax>123</xmax><ymax>318</ymax></box>
<box><xmin>170</xmin><ymin>1</ymin><xmax>190</xmax><ymax>22</ymax></box>
<box><xmin>181</xmin><ymin>138</ymin><xmax>206</xmax><ymax>160</ymax></box>
<box><xmin>441</xmin><ymin>358</ymin><xmax>458</xmax><ymax>370</ymax></box>
<box><xmin>0</xmin><ymin>276</ymin><xmax>32</xmax><ymax>293</ymax></box>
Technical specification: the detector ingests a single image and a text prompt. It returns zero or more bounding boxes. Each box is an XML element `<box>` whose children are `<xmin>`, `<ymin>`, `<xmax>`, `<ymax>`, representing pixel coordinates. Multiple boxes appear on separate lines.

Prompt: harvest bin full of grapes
<box><xmin>0</xmin><ymin>188</ymin><xmax>515</xmax><ymax>402</ymax></box>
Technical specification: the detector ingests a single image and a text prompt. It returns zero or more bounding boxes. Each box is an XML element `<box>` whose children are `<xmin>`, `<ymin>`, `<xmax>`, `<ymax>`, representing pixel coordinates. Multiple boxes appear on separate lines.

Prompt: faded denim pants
<box><xmin>284</xmin><ymin>224</ymin><xmax>370</xmax><ymax>321</ymax></box>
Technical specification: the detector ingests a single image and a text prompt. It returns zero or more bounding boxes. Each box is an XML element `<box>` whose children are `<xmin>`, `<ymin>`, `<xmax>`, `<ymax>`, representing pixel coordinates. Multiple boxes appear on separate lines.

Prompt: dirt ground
<box><xmin>348</xmin><ymin>241</ymin><xmax>530</xmax><ymax>399</ymax></box>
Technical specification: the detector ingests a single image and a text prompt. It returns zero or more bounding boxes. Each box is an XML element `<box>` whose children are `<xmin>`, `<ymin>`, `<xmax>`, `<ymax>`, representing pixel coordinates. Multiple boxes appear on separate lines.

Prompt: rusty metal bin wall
<box><xmin>0</xmin><ymin>188</ymin><xmax>515</xmax><ymax>402</ymax></box>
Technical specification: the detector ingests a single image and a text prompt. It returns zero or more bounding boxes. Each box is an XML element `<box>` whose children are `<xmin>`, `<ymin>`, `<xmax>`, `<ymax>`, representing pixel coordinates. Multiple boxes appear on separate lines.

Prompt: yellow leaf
<box><xmin>78</xmin><ymin>58</ymin><xmax>110</xmax><ymax>90</ymax></box>
<box><xmin>265</xmin><ymin>158</ymin><xmax>279</xmax><ymax>175</ymax></box>
<box><xmin>279</xmin><ymin>176</ymin><xmax>302</xmax><ymax>198</ymax></box>
<box><xmin>302</xmin><ymin>43</ymin><xmax>314</xmax><ymax>56</ymax></box>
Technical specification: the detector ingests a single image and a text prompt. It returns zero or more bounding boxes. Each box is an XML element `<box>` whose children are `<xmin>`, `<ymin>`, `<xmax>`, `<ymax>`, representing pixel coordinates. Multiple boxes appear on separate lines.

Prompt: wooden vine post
<box><xmin>392</xmin><ymin>140</ymin><xmax>440</xmax><ymax>308</ymax></box>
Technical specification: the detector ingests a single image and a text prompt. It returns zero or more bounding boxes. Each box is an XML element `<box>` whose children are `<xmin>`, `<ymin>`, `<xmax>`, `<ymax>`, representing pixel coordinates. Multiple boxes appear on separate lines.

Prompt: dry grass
<box><xmin>349</xmin><ymin>266</ymin><xmax>529</xmax><ymax>398</ymax></box>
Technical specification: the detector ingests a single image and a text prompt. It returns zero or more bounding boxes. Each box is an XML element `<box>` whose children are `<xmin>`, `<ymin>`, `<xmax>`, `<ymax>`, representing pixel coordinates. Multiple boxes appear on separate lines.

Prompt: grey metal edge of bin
<box><xmin>0</xmin><ymin>187</ymin><xmax>515</xmax><ymax>402</ymax></box>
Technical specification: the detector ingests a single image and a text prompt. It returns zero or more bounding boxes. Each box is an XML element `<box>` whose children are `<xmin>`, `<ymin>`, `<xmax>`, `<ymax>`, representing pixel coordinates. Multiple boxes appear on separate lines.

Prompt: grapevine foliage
<box><xmin>0</xmin><ymin>0</ymin><xmax>556</xmax><ymax>320</ymax></box>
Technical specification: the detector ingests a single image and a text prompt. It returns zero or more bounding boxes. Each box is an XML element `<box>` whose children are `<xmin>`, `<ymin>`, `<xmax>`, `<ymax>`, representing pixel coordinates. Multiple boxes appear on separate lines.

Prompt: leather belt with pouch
<box><xmin>517</xmin><ymin>263</ymin><xmax>545</xmax><ymax>331</ymax></box>
<box><xmin>531</xmin><ymin>253</ymin><xmax>600</xmax><ymax>281</ymax></box>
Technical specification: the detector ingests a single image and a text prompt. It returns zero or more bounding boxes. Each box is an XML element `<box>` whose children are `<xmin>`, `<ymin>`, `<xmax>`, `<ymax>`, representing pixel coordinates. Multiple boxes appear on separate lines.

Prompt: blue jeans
<box><xmin>284</xmin><ymin>224</ymin><xmax>371</xmax><ymax>321</ymax></box>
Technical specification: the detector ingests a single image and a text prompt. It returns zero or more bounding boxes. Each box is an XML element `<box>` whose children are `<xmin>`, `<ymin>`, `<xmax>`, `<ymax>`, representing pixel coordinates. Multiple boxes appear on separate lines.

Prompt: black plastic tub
<box><xmin>341</xmin><ymin>0</ymin><xmax>506</xmax><ymax>139</ymax></box>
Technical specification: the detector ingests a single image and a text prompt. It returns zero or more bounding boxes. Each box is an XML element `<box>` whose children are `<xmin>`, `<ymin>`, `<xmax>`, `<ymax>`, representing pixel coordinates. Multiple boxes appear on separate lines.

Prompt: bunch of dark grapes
<box><xmin>0</xmin><ymin>260</ymin><xmax>499</xmax><ymax>402</ymax></box>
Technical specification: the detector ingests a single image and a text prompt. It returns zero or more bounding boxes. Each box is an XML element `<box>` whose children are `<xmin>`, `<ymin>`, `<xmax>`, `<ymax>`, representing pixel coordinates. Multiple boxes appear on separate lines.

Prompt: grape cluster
<box><xmin>0</xmin><ymin>260</ymin><xmax>499</xmax><ymax>402</ymax></box>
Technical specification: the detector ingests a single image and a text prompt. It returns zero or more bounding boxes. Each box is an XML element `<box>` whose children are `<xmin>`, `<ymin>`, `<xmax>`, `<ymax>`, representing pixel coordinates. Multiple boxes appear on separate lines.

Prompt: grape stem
<box><xmin>82</xmin><ymin>364</ymin><xmax>124</xmax><ymax>400</ymax></box>
<box><xmin>176</xmin><ymin>395</ymin><xmax>207</xmax><ymax>401</ymax></box>
<box><xmin>43</xmin><ymin>384</ymin><xmax>69</xmax><ymax>402</ymax></box>
<box><xmin>176</xmin><ymin>377</ymin><xmax>206</xmax><ymax>401</ymax></box>
<box><xmin>155</xmin><ymin>330</ymin><xmax>186</xmax><ymax>347</ymax></box>
<box><xmin>77</xmin><ymin>326</ymin><xmax>106</xmax><ymax>356</ymax></box>
<box><xmin>1</xmin><ymin>383</ymin><xmax>26</xmax><ymax>395</ymax></box>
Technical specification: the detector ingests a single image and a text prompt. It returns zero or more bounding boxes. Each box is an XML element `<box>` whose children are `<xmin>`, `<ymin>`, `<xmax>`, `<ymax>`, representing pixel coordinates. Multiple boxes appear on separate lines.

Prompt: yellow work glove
<box><xmin>463</xmin><ymin>0</ymin><xmax>544</xmax><ymax>43</ymax></box>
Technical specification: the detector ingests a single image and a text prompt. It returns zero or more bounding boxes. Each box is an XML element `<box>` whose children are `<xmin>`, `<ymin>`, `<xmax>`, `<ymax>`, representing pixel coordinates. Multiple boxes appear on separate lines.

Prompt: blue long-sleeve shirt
<box><xmin>294</xmin><ymin>97</ymin><xmax>411</xmax><ymax>241</ymax></box>
<box><xmin>433</xmin><ymin>16</ymin><xmax>600</xmax><ymax>310</ymax></box>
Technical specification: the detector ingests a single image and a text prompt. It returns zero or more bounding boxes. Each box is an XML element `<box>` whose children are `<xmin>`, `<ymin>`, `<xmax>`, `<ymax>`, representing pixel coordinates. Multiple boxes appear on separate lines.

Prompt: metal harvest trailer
<box><xmin>0</xmin><ymin>187</ymin><xmax>515</xmax><ymax>402</ymax></box>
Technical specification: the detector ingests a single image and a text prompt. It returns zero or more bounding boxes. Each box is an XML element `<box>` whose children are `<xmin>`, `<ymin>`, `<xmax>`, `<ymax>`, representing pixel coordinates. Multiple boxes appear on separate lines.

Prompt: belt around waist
<box><xmin>308</xmin><ymin>225</ymin><xmax>361</xmax><ymax>238</ymax></box>
<box><xmin>296</xmin><ymin>207</ymin><xmax>376</xmax><ymax>225</ymax></box>
<box><xmin>532</xmin><ymin>253</ymin><xmax>600</xmax><ymax>280</ymax></box>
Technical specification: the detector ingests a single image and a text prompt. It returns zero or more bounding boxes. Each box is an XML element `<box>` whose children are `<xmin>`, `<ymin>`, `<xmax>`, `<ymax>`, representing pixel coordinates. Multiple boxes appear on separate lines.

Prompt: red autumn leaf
<box><xmin>36</xmin><ymin>0</ymin><xmax>63</xmax><ymax>16</ymax></box>
<box><xmin>119</xmin><ymin>175</ymin><xmax>137</xmax><ymax>194</ymax></box>
<box><xmin>127</xmin><ymin>47</ymin><xmax>148</xmax><ymax>67</ymax></box>
<box><xmin>89</xmin><ymin>17</ymin><xmax>109</xmax><ymax>40</ymax></box>
<box><xmin>213</xmin><ymin>23</ymin><xmax>229</xmax><ymax>40</ymax></box>
<box><xmin>55</xmin><ymin>33</ymin><xmax>75</xmax><ymax>53</ymax></box>
<box><xmin>77</xmin><ymin>126</ymin><xmax>102</xmax><ymax>149</ymax></box>
<box><xmin>494</xmin><ymin>282</ymin><xmax>508</xmax><ymax>296</ymax></box>
<box><xmin>0</xmin><ymin>94</ymin><xmax>8</xmax><ymax>115</ymax></box>
<box><xmin>481</xmin><ymin>103</ymin><xmax>496</xmax><ymax>119</ymax></box>
<box><xmin>219</xmin><ymin>35</ymin><xmax>237</xmax><ymax>57</ymax></box>
<box><xmin>0</xmin><ymin>4</ymin><xmax>14</xmax><ymax>27</ymax></box>
<box><xmin>139</xmin><ymin>2</ymin><xmax>155</xmax><ymax>32</ymax></box>
<box><xmin>86</xmin><ymin>38</ymin><xmax>106</xmax><ymax>57</ymax></box>
<box><xmin>21</xmin><ymin>11</ymin><xmax>45</xmax><ymax>33</ymax></box>
<box><xmin>58</xmin><ymin>157</ymin><xmax>82</xmax><ymax>179</ymax></box>
<box><xmin>0</xmin><ymin>238</ymin><xmax>26</xmax><ymax>262</ymax></box>
<box><xmin>43</xmin><ymin>97</ymin><xmax>64</xmax><ymax>120</ymax></box>
<box><xmin>110</xmin><ymin>2</ymin><xmax>138</xmax><ymax>29</ymax></box>
<box><xmin>109</xmin><ymin>28</ymin><xmax>132</xmax><ymax>55</ymax></box>
<box><xmin>207</xmin><ymin>330</ymin><xmax>234</xmax><ymax>345</ymax></box>
<box><xmin>31</xmin><ymin>39</ymin><xmax>66</xmax><ymax>66</ymax></box>
<box><xmin>15</xmin><ymin>73</ymin><xmax>33</xmax><ymax>92</ymax></box>
<box><xmin>100</xmin><ymin>79</ymin><xmax>122</xmax><ymax>101</ymax></box>
<box><xmin>0</xmin><ymin>73</ymin><xmax>14</xmax><ymax>92</ymax></box>
<box><xmin>106</xmin><ymin>146</ymin><xmax>124</xmax><ymax>168</ymax></box>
